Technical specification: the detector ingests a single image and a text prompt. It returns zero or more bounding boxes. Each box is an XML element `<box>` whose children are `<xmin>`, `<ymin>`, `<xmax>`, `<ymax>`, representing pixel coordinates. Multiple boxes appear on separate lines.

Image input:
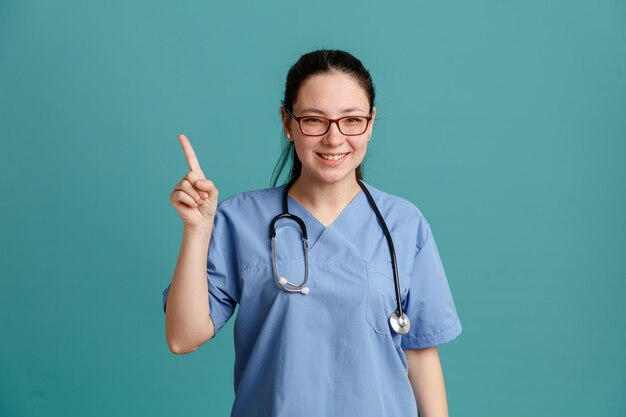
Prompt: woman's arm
<box><xmin>165</xmin><ymin>224</ymin><xmax>215</xmax><ymax>354</ymax></box>
<box><xmin>404</xmin><ymin>346</ymin><xmax>449</xmax><ymax>417</ymax></box>
<box><xmin>166</xmin><ymin>135</ymin><xmax>220</xmax><ymax>355</ymax></box>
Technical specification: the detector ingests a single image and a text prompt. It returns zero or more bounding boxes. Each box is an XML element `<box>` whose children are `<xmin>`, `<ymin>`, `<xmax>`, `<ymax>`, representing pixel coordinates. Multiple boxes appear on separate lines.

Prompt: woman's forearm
<box><xmin>164</xmin><ymin>224</ymin><xmax>215</xmax><ymax>354</ymax></box>
<box><xmin>404</xmin><ymin>346</ymin><xmax>449</xmax><ymax>417</ymax></box>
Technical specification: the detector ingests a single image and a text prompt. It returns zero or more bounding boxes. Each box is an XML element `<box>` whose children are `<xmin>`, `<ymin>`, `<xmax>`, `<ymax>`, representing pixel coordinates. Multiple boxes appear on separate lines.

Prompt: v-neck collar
<box><xmin>276</xmin><ymin>181</ymin><xmax>376</xmax><ymax>261</ymax></box>
<box><xmin>286</xmin><ymin>186</ymin><xmax>365</xmax><ymax>231</ymax></box>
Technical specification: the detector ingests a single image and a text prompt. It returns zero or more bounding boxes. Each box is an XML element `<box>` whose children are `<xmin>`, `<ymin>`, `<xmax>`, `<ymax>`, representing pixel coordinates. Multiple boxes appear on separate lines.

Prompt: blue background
<box><xmin>1</xmin><ymin>0</ymin><xmax>625</xmax><ymax>416</ymax></box>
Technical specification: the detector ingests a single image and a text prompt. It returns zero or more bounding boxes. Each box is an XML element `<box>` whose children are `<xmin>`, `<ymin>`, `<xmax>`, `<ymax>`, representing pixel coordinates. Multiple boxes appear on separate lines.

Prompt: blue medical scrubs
<box><xmin>162</xmin><ymin>181</ymin><xmax>462</xmax><ymax>417</ymax></box>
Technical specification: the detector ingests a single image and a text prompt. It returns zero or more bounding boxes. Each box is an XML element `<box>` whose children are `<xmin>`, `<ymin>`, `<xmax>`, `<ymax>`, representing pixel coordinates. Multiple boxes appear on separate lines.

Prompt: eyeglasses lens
<box><xmin>300</xmin><ymin>117</ymin><xmax>368</xmax><ymax>136</ymax></box>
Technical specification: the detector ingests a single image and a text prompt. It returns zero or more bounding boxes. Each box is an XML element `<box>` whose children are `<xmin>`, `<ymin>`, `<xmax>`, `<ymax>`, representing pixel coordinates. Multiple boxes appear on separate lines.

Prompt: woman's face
<box><xmin>281</xmin><ymin>71</ymin><xmax>376</xmax><ymax>187</ymax></box>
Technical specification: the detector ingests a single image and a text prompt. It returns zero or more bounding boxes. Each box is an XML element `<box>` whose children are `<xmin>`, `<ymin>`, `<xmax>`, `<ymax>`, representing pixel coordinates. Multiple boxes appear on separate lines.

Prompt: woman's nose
<box><xmin>322</xmin><ymin>122</ymin><xmax>344</xmax><ymax>145</ymax></box>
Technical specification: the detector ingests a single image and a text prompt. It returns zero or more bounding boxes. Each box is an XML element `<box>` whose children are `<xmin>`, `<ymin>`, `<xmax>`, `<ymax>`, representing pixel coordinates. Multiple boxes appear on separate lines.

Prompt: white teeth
<box><xmin>319</xmin><ymin>153</ymin><xmax>348</xmax><ymax>161</ymax></box>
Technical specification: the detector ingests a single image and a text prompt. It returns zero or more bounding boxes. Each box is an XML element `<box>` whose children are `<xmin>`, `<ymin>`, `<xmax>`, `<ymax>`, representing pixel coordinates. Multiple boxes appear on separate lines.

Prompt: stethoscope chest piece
<box><xmin>389</xmin><ymin>311</ymin><xmax>411</xmax><ymax>335</ymax></box>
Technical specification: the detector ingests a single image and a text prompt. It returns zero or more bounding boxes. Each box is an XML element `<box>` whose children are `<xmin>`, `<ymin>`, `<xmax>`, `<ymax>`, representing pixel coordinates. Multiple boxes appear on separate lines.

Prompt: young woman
<box><xmin>163</xmin><ymin>49</ymin><xmax>462</xmax><ymax>417</ymax></box>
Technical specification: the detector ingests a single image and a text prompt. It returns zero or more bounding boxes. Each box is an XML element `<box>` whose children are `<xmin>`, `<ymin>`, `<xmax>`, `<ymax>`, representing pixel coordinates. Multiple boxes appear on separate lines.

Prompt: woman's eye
<box><xmin>302</xmin><ymin>117</ymin><xmax>323</xmax><ymax>124</ymax></box>
<box><xmin>346</xmin><ymin>117</ymin><xmax>365</xmax><ymax>123</ymax></box>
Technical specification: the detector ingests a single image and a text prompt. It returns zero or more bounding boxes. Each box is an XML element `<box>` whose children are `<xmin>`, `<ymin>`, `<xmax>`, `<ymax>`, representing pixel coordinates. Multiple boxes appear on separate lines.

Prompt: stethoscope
<box><xmin>269</xmin><ymin>177</ymin><xmax>411</xmax><ymax>335</ymax></box>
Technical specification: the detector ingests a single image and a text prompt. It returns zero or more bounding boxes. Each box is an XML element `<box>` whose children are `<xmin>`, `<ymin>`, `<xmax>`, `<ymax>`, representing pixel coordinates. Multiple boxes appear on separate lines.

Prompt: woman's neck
<box><xmin>288</xmin><ymin>174</ymin><xmax>361</xmax><ymax>213</ymax></box>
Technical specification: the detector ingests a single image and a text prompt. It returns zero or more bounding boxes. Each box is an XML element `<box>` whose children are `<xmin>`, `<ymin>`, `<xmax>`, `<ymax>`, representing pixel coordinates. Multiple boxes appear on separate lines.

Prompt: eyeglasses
<box><xmin>285</xmin><ymin>107</ymin><xmax>372</xmax><ymax>136</ymax></box>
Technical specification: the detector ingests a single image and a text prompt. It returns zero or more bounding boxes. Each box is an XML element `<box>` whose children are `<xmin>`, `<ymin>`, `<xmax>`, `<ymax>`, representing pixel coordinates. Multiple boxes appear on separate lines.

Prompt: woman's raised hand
<box><xmin>170</xmin><ymin>134</ymin><xmax>219</xmax><ymax>230</ymax></box>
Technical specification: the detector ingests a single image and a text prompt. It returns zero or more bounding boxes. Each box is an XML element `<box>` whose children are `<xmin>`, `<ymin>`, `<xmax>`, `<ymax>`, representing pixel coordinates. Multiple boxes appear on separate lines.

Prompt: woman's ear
<box><xmin>280</xmin><ymin>107</ymin><xmax>293</xmax><ymax>141</ymax></box>
<box><xmin>368</xmin><ymin>106</ymin><xmax>376</xmax><ymax>141</ymax></box>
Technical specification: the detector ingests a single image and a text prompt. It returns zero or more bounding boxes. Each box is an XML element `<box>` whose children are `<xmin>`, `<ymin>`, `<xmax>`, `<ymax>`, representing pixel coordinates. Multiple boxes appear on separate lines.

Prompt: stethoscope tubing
<box><xmin>269</xmin><ymin>177</ymin><xmax>409</xmax><ymax>333</ymax></box>
<box><xmin>356</xmin><ymin>179</ymin><xmax>404</xmax><ymax>322</ymax></box>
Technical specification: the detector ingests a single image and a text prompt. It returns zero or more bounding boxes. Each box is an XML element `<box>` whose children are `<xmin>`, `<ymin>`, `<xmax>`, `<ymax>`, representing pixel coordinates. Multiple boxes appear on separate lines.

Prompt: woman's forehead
<box><xmin>293</xmin><ymin>72</ymin><xmax>370</xmax><ymax>114</ymax></box>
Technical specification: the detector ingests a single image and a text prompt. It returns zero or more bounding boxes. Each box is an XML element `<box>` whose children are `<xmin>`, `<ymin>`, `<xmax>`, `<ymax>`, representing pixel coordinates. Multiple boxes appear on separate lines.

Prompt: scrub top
<box><xmin>162</xmin><ymin>181</ymin><xmax>462</xmax><ymax>417</ymax></box>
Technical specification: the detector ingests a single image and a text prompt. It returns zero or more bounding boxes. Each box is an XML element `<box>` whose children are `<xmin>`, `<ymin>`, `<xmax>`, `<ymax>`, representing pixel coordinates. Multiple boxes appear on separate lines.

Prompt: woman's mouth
<box><xmin>317</xmin><ymin>152</ymin><xmax>349</xmax><ymax>161</ymax></box>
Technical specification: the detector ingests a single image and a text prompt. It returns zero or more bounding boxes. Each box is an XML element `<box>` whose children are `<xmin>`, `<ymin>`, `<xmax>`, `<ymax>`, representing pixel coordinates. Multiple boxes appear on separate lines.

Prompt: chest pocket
<box><xmin>365</xmin><ymin>262</ymin><xmax>408</xmax><ymax>335</ymax></box>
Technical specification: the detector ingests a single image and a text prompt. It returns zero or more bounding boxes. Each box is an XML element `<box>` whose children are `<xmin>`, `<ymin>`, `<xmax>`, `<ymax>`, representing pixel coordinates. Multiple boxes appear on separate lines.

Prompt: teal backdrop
<box><xmin>1</xmin><ymin>1</ymin><xmax>625</xmax><ymax>416</ymax></box>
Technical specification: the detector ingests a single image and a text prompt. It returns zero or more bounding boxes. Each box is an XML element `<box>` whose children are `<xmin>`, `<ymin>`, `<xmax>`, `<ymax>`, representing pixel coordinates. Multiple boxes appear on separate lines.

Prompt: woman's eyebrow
<box><xmin>340</xmin><ymin>107</ymin><xmax>366</xmax><ymax>114</ymax></box>
<box><xmin>298</xmin><ymin>107</ymin><xmax>367</xmax><ymax>115</ymax></box>
<box><xmin>298</xmin><ymin>108</ymin><xmax>326</xmax><ymax>115</ymax></box>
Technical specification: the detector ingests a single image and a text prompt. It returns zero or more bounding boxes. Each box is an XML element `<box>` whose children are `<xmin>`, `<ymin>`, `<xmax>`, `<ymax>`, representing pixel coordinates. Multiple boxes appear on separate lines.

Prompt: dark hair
<box><xmin>270</xmin><ymin>49</ymin><xmax>376</xmax><ymax>187</ymax></box>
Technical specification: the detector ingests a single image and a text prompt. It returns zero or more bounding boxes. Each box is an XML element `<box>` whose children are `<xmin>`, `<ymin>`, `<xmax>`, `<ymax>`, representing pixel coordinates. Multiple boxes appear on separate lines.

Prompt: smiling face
<box><xmin>281</xmin><ymin>71</ymin><xmax>376</xmax><ymax>188</ymax></box>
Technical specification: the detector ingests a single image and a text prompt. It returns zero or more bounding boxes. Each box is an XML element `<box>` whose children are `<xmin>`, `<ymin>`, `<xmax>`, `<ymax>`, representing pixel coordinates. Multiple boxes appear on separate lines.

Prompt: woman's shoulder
<box><xmin>361</xmin><ymin>181</ymin><xmax>431</xmax><ymax>246</ymax></box>
<box><xmin>218</xmin><ymin>184</ymin><xmax>284</xmax><ymax>207</ymax></box>
<box><xmin>212</xmin><ymin>183</ymin><xmax>285</xmax><ymax>223</ymax></box>
<box><xmin>361</xmin><ymin>181</ymin><xmax>426</xmax><ymax>220</ymax></box>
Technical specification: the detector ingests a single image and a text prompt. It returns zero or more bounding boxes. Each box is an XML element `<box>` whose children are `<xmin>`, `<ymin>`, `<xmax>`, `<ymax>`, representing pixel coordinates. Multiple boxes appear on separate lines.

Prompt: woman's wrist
<box><xmin>183</xmin><ymin>220</ymin><xmax>214</xmax><ymax>238</ymax></box>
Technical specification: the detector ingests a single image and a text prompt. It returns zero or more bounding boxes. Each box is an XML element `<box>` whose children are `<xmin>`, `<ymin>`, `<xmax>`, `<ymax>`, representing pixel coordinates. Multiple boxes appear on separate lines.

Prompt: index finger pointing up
<box><xmin>178</xmin><ymin>134</ymin><xmax>206</xmax><ymax>178</ymax></box>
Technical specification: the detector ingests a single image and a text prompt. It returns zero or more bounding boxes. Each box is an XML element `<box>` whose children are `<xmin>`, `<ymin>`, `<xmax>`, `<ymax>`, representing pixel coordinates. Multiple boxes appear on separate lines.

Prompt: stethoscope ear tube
<box><xmin>270</xmin><ymin>224</ymin><xmax>310</xmax><ymax>294</ymax></box>
<box><xmin>270</xmin><ymin>213</ymin><xmax>308</xmax><ymax>240</ymax></box>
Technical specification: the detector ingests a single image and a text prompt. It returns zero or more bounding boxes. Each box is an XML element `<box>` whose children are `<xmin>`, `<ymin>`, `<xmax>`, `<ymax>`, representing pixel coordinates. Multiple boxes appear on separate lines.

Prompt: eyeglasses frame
<box><xmin>284</xmin><ymin>107</ymin><xmax>373</xmax><ymax>137</ymax></box>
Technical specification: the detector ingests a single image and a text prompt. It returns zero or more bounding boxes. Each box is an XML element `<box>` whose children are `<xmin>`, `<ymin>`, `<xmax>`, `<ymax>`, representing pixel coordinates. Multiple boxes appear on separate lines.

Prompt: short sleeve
<box><xmin>162</xmin><ymin>211</ymin><xmax>239</xmax><ymax>338</ymax></box>
<box><xmin>401</xmin><ymin>221</ymin><xmax>462</xmax><ymax>349</ymax></box>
